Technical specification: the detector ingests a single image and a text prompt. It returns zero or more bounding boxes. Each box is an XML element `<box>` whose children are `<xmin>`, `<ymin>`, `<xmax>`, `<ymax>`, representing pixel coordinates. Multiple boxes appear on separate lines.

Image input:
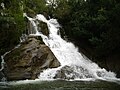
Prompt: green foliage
<box><xmin>89</xmin><ymin>37</ymin><xmax>102</xmax><ymax>46</ymax></box>
<box><xmin>0</xmin><ymin>0</ymin><xmax>25</xmax><ymax>55</ymax></box>
<box><xmin>53</xmin><ymin>0</ymin><xmax>71</xmax><ymax>19</ymax></box>
<box><xmin>25</xmin><ymin>0</ymin><xmax>48</xmax><ymax>16</ymax></box>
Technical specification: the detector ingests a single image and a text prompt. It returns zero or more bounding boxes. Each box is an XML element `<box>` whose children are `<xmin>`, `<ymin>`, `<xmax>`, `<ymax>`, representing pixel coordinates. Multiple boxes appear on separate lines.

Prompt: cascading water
<box><xmin>25</xmin><ymin>13</ymin><xmax>117</xmax><ymax>81</ymax></box>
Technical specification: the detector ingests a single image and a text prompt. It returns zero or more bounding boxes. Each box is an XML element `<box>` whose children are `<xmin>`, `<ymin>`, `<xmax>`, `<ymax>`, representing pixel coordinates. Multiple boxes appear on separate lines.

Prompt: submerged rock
<box><xmin>4</xmin><ymin>37</ymin><xmax>60</xmax><ymax>81</ymax></box>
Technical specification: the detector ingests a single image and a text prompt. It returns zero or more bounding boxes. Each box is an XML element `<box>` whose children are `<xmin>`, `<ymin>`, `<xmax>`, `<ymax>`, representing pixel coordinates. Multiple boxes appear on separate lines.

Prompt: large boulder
<box><xmin>4</xmin><ymin>37</ymin><xmax>60</xmax><ymax>81</ymax></box>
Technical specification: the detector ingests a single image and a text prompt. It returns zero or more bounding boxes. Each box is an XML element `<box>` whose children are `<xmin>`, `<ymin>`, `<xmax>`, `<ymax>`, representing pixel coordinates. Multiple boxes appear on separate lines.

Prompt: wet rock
<box><xmin>54</xmin><ymin>65</ymin><xmax>94</xmax><ymax>80</ymax></box>
<box><xmin>4</xmin><ymin>37</ymin><xmax>60</xmax><ymax>81</ymax></box>
<box><xmin>0</xmin><ymin>72</ymin><xmax>4</xmax><ymax>81</ymax></box>
<box><xmin>38</xmin><ymin>21</ymin><xmax>49</xmax><ymax>36</ymax></box>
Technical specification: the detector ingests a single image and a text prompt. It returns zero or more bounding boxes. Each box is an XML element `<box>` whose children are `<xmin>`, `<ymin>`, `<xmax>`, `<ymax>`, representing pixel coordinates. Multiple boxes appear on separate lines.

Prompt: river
<box><xmin>0</xmin><ymin>80</ymin><xmax>120</xmax><ymax>90</ymax></box>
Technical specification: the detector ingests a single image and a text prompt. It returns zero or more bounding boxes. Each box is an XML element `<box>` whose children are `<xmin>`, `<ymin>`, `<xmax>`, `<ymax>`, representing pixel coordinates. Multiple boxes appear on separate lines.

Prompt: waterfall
<box><xmin>25</xmin><ymin>13</ymin><xmax>117</xmax><ymax>81</ymax></box>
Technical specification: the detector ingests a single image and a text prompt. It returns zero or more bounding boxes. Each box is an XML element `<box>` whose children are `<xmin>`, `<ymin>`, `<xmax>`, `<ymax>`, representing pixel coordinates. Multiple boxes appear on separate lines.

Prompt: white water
<box><xmin>0</xmin><ymin>50</ymin><xmax>12</xmax><ymax>72</ymax></box>
<box><xmin>25</xmin><ymin>14</ymin><xmax>117</xmax><ymax>81</ymax></box>
<box><xmin>0</xmin><ymin>56</ymin><xmax>4</xmax><ymax>71</ymax></box>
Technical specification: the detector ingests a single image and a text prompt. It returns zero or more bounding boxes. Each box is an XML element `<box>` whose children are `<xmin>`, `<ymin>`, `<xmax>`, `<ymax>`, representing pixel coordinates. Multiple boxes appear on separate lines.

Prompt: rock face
<box><xmin>4</xmin><ymin>37</ymin><xmax>60</xmax><ymax>81</ymax></box>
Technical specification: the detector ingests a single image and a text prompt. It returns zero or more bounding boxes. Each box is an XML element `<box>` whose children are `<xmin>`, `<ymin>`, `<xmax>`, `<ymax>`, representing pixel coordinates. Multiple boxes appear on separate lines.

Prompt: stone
<box><xmin>4</xmin><ymin>37</ymin><xmax>60</xmax><ymax>81</ymax></box>
<box><xmin>54</xmin><ymin>65</ymin><xmax>94</xmax><ymax>80</ymax></box>
<box><xmin>37</xmin><ymin>21</ymin><xmax>49</xmax><ymax>36</ymax></box>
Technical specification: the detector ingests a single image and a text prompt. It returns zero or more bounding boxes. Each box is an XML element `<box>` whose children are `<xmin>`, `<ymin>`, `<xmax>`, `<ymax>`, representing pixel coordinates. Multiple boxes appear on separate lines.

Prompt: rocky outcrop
<box><xmin>54</xmin><ymin>65</ymin><xmax>94</xmax><ymax>80</ymax></box>
<box><xmin>4</xmin><ymin>37</ymin><xmax>60</xmax><ymax>81</ymax></box>
<box><xmin>38</xmin><ymin>21</ymin><xmax>49</xmax><ymax>36</ymax></box>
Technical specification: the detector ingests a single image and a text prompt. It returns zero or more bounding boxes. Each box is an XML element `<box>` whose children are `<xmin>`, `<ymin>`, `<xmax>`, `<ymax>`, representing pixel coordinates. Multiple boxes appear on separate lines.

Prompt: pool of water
<box><xmin>0</xmin><ymin>80</ymin><xmax>120</xmax><ymax>90</ymax></box>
